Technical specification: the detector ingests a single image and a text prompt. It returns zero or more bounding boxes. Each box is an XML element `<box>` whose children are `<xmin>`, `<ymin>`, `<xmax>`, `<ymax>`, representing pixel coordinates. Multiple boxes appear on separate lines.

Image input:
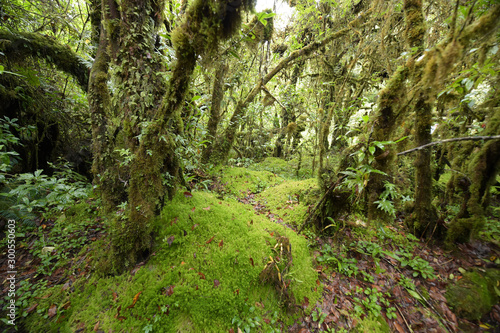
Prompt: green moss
<box><xmin>24</xmin><ymin>191</ymin><xmax>320</xmax><ymax>332</ymax></box>
<box><xmin>217</xmin><ymin>167</ymin><xmax>284</xmax><ymax>197</ymax></box>
<box><xmin>250</xmin><ymin>156</ymin><xmax>315</xmax><ymax>179</ymax></box>
<box><xmin>256</xmin><ymin>178</ymin><xmax>319</xmax><ymax>227</ymax></box>
<box><xmin>353</xmin><ymin>314</ymin><xmax>391</xmax><ymax>333</ymax></box>
<box><xmin>445</xmin><ymin>268</ymin><xmax>500</xmax><ymax>321</ymax></box>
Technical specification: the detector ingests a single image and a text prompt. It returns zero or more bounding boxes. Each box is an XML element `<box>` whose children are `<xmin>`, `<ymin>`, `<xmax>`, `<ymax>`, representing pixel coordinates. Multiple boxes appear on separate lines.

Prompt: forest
<box><xmin>0</xmin><ymin>0</ymin><xmax>499</xmax><ymax>332</ymax></box>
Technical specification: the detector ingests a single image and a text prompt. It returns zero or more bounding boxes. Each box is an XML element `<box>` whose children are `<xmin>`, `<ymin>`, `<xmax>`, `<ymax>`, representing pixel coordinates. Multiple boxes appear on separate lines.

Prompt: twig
<box><xmin>397</xmin><ymin>135</ymin><xmax>500</xmax><ymax>156</ymax></box>
<box><xmin>395</xmin><ymin>304</ymin><xmax>414</xmax><ymax>333</ymax></box>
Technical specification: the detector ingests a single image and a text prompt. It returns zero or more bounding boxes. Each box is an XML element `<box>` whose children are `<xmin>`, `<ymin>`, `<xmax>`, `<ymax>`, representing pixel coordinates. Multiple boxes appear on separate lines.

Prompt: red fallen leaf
<box><xmin>234</xmin><ymin>289</ymin><xmax>239</xmax><ymax>295</ymax></box>
<box><xmin>93</xmin><ymin>321</ymin><xmax>100</xmax><ymax>331</ymax></box>
<box><xmin>219</xmin><ymin>202</ymin><xmax>222</xmax><ymax>204</ymax></box>
<box><xmin>165</xmin><ymin>285</ymin><xmax>175</xmax><ymax>296</ymax></box>
<box><xmin>114</xmin><ymin>305</ymin><xmax>122</xmax><ymax>318</ymax></box>
<box><xmin>203</xmin><ymin>206</ymin><xmax>210</xmax><ymax>211</ymax></box>
<box><xmin>219</xmin><ymin>240</ymin><xmax>224</xmax><ymax>248</ymax></box>
<box><xmin>127</xmin><ymin>291</ymin><xmax>142</xmax><ymax>309</ymax></box>
<box><xmin>191</xmin><ymin>224</ymin><xmax>199</xmax><ymax>230</ymax></box>
<box><xmin>214</xmin><ymin>279</ymin><xmax>220</xmax><ymax>288</ymax></box>
<box><xmin>191</xmin><ymin>207</ymin><xmax>196</xmax><ymax>212</ymax></box>
<box><xmin>184</xmin><ymin>192</ymin><xmax>193</xmax><ymax>198</ymax></box>
<box><xmin>48</xmin><ymin>304</ymin><xmax>57</xmax><ymax>318</ymax></box>
<box><xmin>112</xmin><ymin>292</ymin><xmax>118</xmax><ymax>301</ymax></box>
<box><xmin>229</xmin><ymin>329</ymin><xmax>235</xmax><ymax>333</ymax></box>
<box><xmin>198</xmin><ymin>272</ymin><xmax>206</xmax><ymax>279</ymax></box>
<box><xmin>167</xmin><ymin>235</ymin><xmax>175</xmax><ymax>246</ymax></box>
<box><xmin>270</xmin><ymin>232</ymin><xmax>274</xmax><ymax>237</ymax></box>
<box><xmin>249</xmin><ymin>258</ymin><xmax>254</xmax><ymax>267</ymax></box>
<box><xmin>316</xmin><ymin>279</ymin><xmax>320</xmax><ymax>286</ymax></box>
<box><xmin>25</xmin><ymin>303</ymin><xmax>38</xmax><ymax>314</ymax></box>
<box><xmin>302</xmin><ymin>296</ymin><xmax>309</xmax><ymax>309</ymax></box>
<box><xmin>206</xmin><ymin>235</ymin><xmax>216</xmax><ymax>244</ymax></box>
<box><xmin>170</xmin><ymin>217</ymin><xmax>178</xmax><ymax>226</ymax></box>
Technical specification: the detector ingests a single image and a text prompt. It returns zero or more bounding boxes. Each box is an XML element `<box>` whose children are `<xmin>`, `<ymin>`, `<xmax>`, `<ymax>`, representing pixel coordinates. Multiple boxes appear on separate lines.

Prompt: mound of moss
<box><xmin>25</xmin><ymin>191</ymin><xmax>319</xmax><ymax>332</ymax></box>
<box><xmin>250</xmin><ymin>156</ymin><xmax>315</xmax><ymax>179</ymax></box>
<box><xmin>445</xmin><ymin>268</ymin><xmax>500</xmax><ymax>321</ymax></box>
<box><xmin>217</xmin><ymin>166</ymin><xmax>284</xmax><ymax>197</ymax></box>
<box><xmin>256</xmin><ymin>178</ymin><xmax>319</xmax><ymax>227</ymax></box>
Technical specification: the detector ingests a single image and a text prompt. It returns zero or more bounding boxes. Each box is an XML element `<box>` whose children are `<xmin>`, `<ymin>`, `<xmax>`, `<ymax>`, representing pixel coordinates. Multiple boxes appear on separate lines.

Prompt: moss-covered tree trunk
<box><xmin>404</xmin><ymin>0</ymin><xmax>439</xmax><ymax>238</ymax></box>
<box><xmin>201</xmin><ymin>61</ymin><xmax>228</xmax><ymax>164</ymax></box>
<box><xmin>90</xmin><ymin>0</ymin><xmax>256</xmax><ymax>271</ymax></box>
<box><xmin>273</xmin><ymin>62</ymin><xmax>303</xmax><ymax>158</ymax></box>
<box><xmin>446</xmin><ymin>90</ymin><xmax>500</xmax><ymax>244</ymax></box>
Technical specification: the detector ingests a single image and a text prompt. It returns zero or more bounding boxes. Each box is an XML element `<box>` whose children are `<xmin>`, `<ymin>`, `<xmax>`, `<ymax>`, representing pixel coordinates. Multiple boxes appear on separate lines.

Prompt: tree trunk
<box><xmin>88</xmin><ymin>0</ymin><xmax>256</xmax><ymax>271</ymax></box>
<box><xmin>201</xmin><ymin>61</ymin><xmax>228</xmax><ymax>164</ymax></box>
<box><xmin>404</xmin><ymin>0</ymin><xmax>439</xmax><ymax>238</ymax></box>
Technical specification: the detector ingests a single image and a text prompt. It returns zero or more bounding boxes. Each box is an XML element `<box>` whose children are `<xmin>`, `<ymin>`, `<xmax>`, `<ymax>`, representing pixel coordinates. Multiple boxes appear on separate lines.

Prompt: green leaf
<box><xmin>407</xmin><ymin>289</ymin><xmax>422</xmax><ymax>300</ymax></box>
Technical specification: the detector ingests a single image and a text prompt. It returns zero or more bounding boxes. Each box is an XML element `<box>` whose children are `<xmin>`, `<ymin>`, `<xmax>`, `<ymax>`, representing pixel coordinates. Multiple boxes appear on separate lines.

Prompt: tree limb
<box><xmin>0</xmin><ymin>30</ymin><xmax>90</xmax><ymax>91</ymax></box>
<box><xmin>397</xmin><ymin>135</ymin><xmax>500</xmax><ymax>156</ymax></box>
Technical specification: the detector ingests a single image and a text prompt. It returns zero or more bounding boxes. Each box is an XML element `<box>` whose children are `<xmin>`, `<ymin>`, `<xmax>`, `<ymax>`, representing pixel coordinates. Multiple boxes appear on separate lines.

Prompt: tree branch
<box><xmin>397</xmin><ymin>135</ymin><xmax>500</xmax><ymax>156</ymax></box>
<box><xmin>0</xmin><ymin>30</ymin><xmax>90</xmax><ymax>91</ymax></box>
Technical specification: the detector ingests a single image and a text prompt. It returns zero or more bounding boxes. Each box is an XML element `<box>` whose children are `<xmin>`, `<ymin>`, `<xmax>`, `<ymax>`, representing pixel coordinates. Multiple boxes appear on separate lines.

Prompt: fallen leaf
<box><xmin>116</xmin><ymin>316</ymin><xmax>126</xmax><ymax>321</ymax></box>
<box><xmin>127</xmin><ymin>291</ymin><xmax>142</xmax><ymax>309</ymax></box>
<box><xmin>62</xmin><ymin>281</ymin><xmax>71</xmax><ymax>292</ymax></box>
<box><xmin>198</xmin><ymin>272</ymin><xmax>206</xmax><ymax>280</ymax></box>
<box><xmin>214</xmin><ymin>279</ymin><xmax>220</xmax><ymax>288</ymax></box>
<box><xmin>249</xmin><ymin>258</ymin><xmax>254</xmax><ymax>267</ymax></box>
<box><xmin>165</xmin><ymin>285</ymin><xmax>175</xmax><ymax>296</ymax></box>
<box><xmin>206</xmin><ymin>235</ymin><xmax>216</xmax><ymax>244</ymax></box>
<box><xmin>93</xmin><ymin>321</ymin><xmax>100</xmax><ymax>332</ymax></box>
<box><xmin>219</xmin><ymin>240</ymin><xmax>224</xmax><ymax>248</ymax></box>
<box><xmin>191</xmin><ymin>207</ymin><xmax>195</xmax><ymax>212</ymax></box>
<box><xmin>270</xmin><ymin>232</ymin><xmax>274</xmax><ymax>237</ymax></box>
<box><xmin>112</xmin><ymin>292</ymin><xmax>118</xmax><ymax>301</ymax></box>
<box><xmin>203</xmin><ymin>206</ymin><xmax>211</xmax><ymax>211</ymax></box>
<box><xmin>394</xmin><ymin>322</ymin><xmax>405</xmax><ymax>333</ymax></box>
<box><xmin>302</xmin><ymin>296</ymin><xmax>309</xmax><ymax>309</ymax></box>
<box><xmin>170</xmin><ymin>217</ymin><xmax>178</xmax><ymax>226</ymax></box>
<box><xmin>229</xmin><ymin>329</ymin><xmax>235</xmax><ymax>333</ymax></box>
<box><xmin>191</xmin><ymin>224</ymin><xmax>199</xmax><ymax>230</ymax></box>
<box><xmin>48</xmin><ymin>304</ymin><xmax>57</xmax><ymax>318</ymax></box>
<box><xmin>184</xmin><ymin>192</ymin><xmax>193</xmax><ymax>198</ymax></box>
<box><xmin>114</xmin><ymin>305</ymin><xmax>122</xmax><ymax>318</ymax></box>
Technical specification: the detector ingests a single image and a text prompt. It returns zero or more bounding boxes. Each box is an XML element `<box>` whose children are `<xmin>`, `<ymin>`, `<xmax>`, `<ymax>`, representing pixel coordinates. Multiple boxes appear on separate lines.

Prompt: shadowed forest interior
<box><xmin>1</xmin><ymin>0</ymin><xmax>500</xmax><ymax>332</ymax></box>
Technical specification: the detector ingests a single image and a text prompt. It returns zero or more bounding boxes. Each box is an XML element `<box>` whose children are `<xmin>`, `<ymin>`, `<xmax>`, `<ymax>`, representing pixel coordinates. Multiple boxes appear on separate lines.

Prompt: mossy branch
<box><xmin>0</xmin><ymin>30</ymin><xmax>90</xmax><ymax>91</ymax></box>
<box><xmin>397</xmin><ymin>135</ymin><xmax>500</xmax><ymax>156</ymax></box>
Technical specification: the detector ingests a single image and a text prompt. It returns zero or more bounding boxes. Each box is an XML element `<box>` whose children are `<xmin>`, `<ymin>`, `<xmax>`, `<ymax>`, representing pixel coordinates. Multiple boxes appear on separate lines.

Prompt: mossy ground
<box><xmin>24</xmin><ymin>190</ymin><xmax>320</xmax><ymax>332</ymax></box>
<box><xmin>256</xmin><ymin>178</ymin><xmax>319</xmax><ymax>228</ymax></box>
<box><xmin>249</xmin><ymin>156</ymin><xmax>315</xmax><ymax>180</ymax></box>
<box><xmin>216</xmin><ymin>166</ymin><xmax>285</xmax><ymax>197</ymax></box>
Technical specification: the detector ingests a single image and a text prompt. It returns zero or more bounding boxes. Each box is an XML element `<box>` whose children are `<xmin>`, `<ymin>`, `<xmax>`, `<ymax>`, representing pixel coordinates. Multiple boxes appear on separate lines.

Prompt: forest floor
<box><xmin>235</xmin><ymin>185</ymin><xmax>500</xmax><ymax>333</ymax></box>
<box><xmin>1</xmin><ymin>163</ymin><xmax>500</xmax><ymax>332</ymax></box>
